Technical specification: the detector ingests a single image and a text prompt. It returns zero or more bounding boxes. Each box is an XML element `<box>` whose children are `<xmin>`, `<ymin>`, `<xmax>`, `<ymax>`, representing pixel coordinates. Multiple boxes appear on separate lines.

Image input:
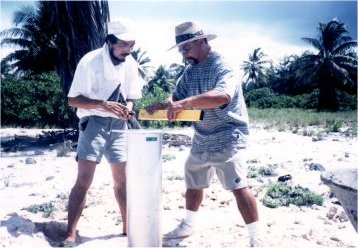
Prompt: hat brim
<box><xmin>168</xmin><ymin>34</ymin><xmax>217</xmax><ymax>51</ymax></box>
<box><xmin>113</xmin><ymin>32</ymin><xmax>136</xmax><ymax>41</ymax></box>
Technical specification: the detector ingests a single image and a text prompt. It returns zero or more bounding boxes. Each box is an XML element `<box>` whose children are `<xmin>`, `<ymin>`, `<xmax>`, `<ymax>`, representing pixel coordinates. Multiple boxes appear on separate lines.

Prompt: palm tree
<box><xmin>131</xmin><ymin>48</ymin><xmax>152</xmax><ymax>80</ymax></box>
<box><xmin>145</xmin><ymin>65</ymin><xmax>176</xmax><ymax>94</ymax></box>
<box><xmin>0</xmin><ymin>2</ymin><xmax>57</xmax><ymax>74</ymax></box>
<box><xmin>268</xmin><ymin>55</ymin><xmax>302</xmax><ymax>95</ymax></box>
<box><xmin>53</xmin><ymin>1</ymin><xmax>109</xmax><ymax>95</ymax></box>
<box><xmin>296</xmin><ymin>18</ymin><xmax>357</xmax><ymax>110</ymax></box>
<box><xmin>241</xmin><ymin>48</ymin><xmax>270</xmax><ymax>89</ymax></box>
<box><xmin>169</xmin><ymin>63</ymin><xmax>185</xmax><ymax>81</ymax></box>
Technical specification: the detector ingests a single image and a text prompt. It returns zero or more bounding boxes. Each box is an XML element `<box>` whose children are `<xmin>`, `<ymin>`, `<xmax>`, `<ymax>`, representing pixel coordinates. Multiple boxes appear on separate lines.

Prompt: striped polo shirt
<box><xmin>172</xmin><ymin>52</ymin><xmax>249</xmax><ymax>152</ymax></box>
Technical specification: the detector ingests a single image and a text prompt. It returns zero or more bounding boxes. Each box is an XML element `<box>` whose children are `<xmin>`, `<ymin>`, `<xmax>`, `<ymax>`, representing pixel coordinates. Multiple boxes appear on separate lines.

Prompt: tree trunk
<box><xmin>318</xmin><ymin>72</ymin><xmax>338</xmax><ymax>111</ymax></box>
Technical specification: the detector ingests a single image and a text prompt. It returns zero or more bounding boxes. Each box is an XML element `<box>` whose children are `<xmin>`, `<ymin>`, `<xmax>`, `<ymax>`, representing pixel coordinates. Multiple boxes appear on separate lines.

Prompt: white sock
<box><xmin>184</xmin><ymin>209</ymin><xmax>198</xmax><ymax>226</ymax></box>
<box><xmin>246</xmin><ymin>221</ymin><xmax>260</xmax><ymax>239</ymax></box>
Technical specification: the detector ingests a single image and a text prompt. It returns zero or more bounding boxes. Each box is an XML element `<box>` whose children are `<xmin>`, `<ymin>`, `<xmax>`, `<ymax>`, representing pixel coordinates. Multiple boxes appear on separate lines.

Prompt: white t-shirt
<box><xmin>67</xmin><ymin>43</ymin><xmax>144</xmax><ymax>119</ymax></box>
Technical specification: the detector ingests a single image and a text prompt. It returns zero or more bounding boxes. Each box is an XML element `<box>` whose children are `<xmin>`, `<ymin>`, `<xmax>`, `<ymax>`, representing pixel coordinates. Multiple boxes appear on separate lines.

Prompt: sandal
<box><xmin>60</xmin><ymin>240</ymin><xmax>76</xmax><ymax>247</ymax></box>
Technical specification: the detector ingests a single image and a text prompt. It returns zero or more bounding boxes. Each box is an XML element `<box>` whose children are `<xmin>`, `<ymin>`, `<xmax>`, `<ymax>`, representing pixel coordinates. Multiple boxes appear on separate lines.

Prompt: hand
<box><xmin>102</xmin><ymin>101</ymin><xmax>131</xmax><ymax>120</ymax></box>
<box><xmin>145</xmin><ymin>101</ymin><xmax>170</xmax><ymax>114</ymax></box>
<box><xmin>167</xmin><ymin>101</ymin><xmax>185</xmax><ymax>121</ymax></box>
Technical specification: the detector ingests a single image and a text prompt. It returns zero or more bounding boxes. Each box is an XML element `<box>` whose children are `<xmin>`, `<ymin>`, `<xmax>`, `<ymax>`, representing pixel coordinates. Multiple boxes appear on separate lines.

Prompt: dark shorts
<box><xmin>77</xmin><ymin>116</ymin><xmax>127</xmax><ymax>164</ymax></box>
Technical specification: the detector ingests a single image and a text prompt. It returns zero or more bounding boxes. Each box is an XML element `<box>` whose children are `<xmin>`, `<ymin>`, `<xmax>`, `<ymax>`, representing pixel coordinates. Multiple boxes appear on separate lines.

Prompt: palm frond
<box><xmin>301</xmin><ymin>37</ymin><xmax>322</xmax><ymax>51</ymax></box>
<box><xmin>256</xmin><ymin>60</ymin><xmax>271</xmax><ymax>65</ymax></box>
<box><xmin>328</xmin><ymin>61</ymin><xmax>352</xmax><ymax>85</ymax></box>
<box><xmin>12</xmin><ymin>5</ymin><xmax>37</xmax><ymax>26</ymax></box>
<box><xmin>333</xmin><ymin>55</ymin><xmax>358</xmax><ymax>65</ymax></box>
<box><xmin>332</xmin><ymin>40</ymin><xmax>357</xmax><ymax>55</ymax></box>
<box><xmin>321</xmin><ymin>20</ymin><xmax>351</xmax><ymax>52</ymax></box>
<box><xmin>297</xmin><ymin>54</ymin><xmax>321</xmax><ymax>63</ymax></box>
<box><xmin>0</xmin><ymin>28</ymin><xmax>31</xmax><ymax>40</ymax></box>
<box><xmin>338</xmin><ymin>63</ymin><xmax>358</xmax><ymax>76</ymax></box>
<box><xmin>0</xmin><ymin>38</ymin><xmax>32</xmax><ymax>49</ymax></box>
<box><xmin>1</xmin><ymin>49</ymin><xmax>29</xmax><ymax>67</ymax></box>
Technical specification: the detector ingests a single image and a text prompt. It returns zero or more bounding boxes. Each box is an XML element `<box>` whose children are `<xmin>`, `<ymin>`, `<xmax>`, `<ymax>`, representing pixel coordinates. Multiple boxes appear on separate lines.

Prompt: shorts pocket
<box><xmin>79</xmin><ymin>117</ymin><xmax>90</xmax><ymax>132</ymax></box>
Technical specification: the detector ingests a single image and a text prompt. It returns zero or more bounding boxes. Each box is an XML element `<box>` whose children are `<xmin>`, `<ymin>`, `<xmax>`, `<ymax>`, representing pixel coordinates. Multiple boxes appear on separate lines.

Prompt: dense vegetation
<box><xmin>1</xmin><ymin>73</ymin><xmax>74</xmax><ymax>128</ymax></box>
<box><xmin>0</xmin><ymin>2</ymin><xmax>356</xmax><ymax>128</ymax></box>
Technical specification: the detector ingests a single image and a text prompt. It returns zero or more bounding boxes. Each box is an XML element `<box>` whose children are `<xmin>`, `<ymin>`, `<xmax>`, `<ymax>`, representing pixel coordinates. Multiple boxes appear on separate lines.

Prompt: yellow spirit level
<box><xmin>138</xmin><ymin>109</ymin><xmax>203</xmax><ymax>121</ymax></box>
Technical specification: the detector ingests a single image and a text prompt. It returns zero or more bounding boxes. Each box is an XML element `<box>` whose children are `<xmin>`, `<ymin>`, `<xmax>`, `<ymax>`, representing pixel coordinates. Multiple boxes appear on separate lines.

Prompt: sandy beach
<box><xmin>0</xmin><ymin>126</ymin><xmax>357</xmax><ymax>247</ymax></box>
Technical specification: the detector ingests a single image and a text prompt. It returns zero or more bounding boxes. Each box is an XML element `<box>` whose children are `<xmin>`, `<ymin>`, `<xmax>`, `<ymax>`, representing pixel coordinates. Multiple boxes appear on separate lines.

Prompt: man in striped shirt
<box><xmin>146</xmin><ymin>21</ymin><xmax>262</xmax><ymax>247</ymax></box>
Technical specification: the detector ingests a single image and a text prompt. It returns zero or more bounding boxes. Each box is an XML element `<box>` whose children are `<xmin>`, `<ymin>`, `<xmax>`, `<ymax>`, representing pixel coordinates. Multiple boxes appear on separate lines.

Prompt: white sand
<box><xmin>0</xmin><ymin>127</ymin><xmax>357</xmax><ymax>247</ymax></box>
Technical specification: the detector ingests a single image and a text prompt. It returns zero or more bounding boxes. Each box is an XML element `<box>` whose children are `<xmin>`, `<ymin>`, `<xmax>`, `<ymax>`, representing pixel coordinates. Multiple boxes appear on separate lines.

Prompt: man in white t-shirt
<box><xmin>62</xmin><ymin>19</ymin><xmax>143</xmax><ymax>246</ymax></box>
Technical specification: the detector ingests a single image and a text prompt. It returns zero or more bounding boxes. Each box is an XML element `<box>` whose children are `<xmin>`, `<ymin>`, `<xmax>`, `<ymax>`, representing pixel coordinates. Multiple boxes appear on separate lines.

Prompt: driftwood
<box><xmin>1</xmin><ymin>129</ymin><xmax>79</xmax><ymax>152</ymax></box>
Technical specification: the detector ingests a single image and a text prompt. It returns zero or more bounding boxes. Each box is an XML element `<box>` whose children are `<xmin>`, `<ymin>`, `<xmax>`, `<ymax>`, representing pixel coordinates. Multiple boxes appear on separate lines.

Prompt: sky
<box><xmin>0</xmin><ymin>0</ymin><xmax>357</xmax><ymax>75</ymax></box>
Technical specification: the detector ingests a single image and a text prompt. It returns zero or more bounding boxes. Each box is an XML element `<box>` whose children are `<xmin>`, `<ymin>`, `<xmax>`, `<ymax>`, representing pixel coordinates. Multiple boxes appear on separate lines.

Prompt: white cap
<box><xmin>108</xmin><ymin>18</ymin><xmax>136</xmax><ymax>41</ymax></box>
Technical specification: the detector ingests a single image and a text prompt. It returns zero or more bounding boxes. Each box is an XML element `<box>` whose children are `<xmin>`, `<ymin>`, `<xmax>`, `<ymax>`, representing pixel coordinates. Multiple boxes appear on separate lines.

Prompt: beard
<box><xmin>109</xmin><ymin>48</ymin><xmax>129</xmax><ymax>64</ymax></box>
<box><xmin>185</xmin><ymin>57</ymin><xmax>199</xmax><ymax>65</ymax></box>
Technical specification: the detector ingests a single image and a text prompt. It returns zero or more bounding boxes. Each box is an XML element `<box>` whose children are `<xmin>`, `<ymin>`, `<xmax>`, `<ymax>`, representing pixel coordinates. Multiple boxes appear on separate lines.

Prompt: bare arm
<box><xmin>144</xmin><ymin>96</ymin><xmax>173</xmax><ymax>114</ymax></box>
<box><xmin>68</xmin><ymin>95</ymin><xmax>131</xmax><ymax>119</ymax></box>
<box><xmin>166</xmin><ymin>89</ymin><xmax>230</xmax><ymax>120</ymax></box>
<box><xmin>173</xmin><ymin>89</ymin><xmax>230</xmax><ymax>110</ymax></box>
<box><xmin>145</xmin><ymin>89</ymin><xmax>230</xmax><ymax>120</ymax></box>
<box><xmin>68</xmin><ymin>95</ymin><xmax>104</xmax><ymax>109</ymax></box>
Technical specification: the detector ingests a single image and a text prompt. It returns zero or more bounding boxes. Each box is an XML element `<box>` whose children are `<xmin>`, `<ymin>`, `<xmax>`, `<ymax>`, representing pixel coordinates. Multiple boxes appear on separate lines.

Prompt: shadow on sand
<box><xmin>1</xmin><ymin>213</ymin><xmax>125</xmax><ymax>247</ymax></box>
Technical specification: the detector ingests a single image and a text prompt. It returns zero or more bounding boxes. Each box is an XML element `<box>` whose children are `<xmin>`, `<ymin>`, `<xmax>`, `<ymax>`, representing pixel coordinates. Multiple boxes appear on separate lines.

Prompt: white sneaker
<box><xmin>163</xmin><ymin>219</ymin><xmax>195</xmax><ymax>239</ymax></box>
<box><xmin>249</xmin><ymin>236</ymin><xmax>264</xmax><ymax>247</ymax></box>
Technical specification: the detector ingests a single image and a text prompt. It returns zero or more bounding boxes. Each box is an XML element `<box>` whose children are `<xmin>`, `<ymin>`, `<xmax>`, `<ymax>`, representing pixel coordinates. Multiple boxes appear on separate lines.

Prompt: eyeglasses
<box><xmin>178</xmin><ymin>40</ymin><xmax>199</xmax><ymax>54</ymax></box>
<box><xmin>117</xmin><ymin>41</ymin><xmax>135</xmax><ymax>50</ymax></box>
<box><xmin>178</xmin><ymin>45</ymin><xmax>192</xmax><ymax>54</ymax></box>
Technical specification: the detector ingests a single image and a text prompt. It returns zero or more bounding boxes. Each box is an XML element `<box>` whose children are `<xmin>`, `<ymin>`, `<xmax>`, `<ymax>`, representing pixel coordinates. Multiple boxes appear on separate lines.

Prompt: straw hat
<box><xmin>108</xmin><ymin>18</ymin><xmax>137</xmax><ymax>41</ymax></box>
<box><xmin>168</xmin><ymin>21</ymin><xmax>217</xmax><ymax>50</ymax></box>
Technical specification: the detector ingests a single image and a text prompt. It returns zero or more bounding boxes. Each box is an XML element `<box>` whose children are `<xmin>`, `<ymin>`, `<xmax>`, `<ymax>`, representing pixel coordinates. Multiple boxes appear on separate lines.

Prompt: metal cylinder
<box><xmin>126</xmin><ymin>131</ymin><xmax>162</xmax><ymax>247</ymax></box>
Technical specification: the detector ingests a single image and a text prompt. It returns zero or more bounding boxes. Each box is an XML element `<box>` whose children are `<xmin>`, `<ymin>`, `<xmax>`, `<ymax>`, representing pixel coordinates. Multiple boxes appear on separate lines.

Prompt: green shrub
<box><xmin>162</xmin><ymin>153</ymin><xmax>176</xmax><ymax>162</ymax></box>
<box><xmin>244</xmin><ymin>87</ymin><xmax>275</xmax><ymax>105</ymax></box>
<box><xmin>336</xmin><ymin>90</ymin><xmax>357</xmax><ymax>110</ymax></box>
<box><xmin>262</xmin><ymin>182</ymin><xmax>323</xmax><ymax>208</ymax></box>
<box><xmin>326</xmin><ymin>120</ymin><xmax>342</xmax><ymax>132</ymax></box>
<box><xmin>244</xmin><ymin>87</ymin><xmax>356</xmax><ymax>110</ymax></box>
<box><xmin>244</xmin><ymin>88</ymin><xmax>276</xmax><ymax>108</ymax></box>
<box><xmin>23</xmin><ymin>202</ymin><xmax>56</xmax><ymax>218</ymax></box>
<box><xmin>167</xmin><ymin>175</ymin><xmax>184</xmax><ymax>180</ymax></box>
<box><xmin>257</xmin><ymin>166</ymin><xmax>277</xmax><ymax>176</ymax></box>
<box><xmin>247</xmin><ymin>170</ymin><xmax>258</xmax><ymax>178</ymax></box>
<box><xmin>134</xmin><ymin>85</ymin><xmax>193</xmax><ymax>129</ymax></box>
<box><xmin>247</xmin><ymin>166</ymin><xmax>277</xmax><ymax>178</ymax></box>
<box><xmin>294</xmin><ymin>90</ymin><xmax>319</xmax><ymax>109</ymax></box>
<box><xmin>1</xmin><ymin>72</ymin><xmax>75</xmax><ymax>128</ymax></box>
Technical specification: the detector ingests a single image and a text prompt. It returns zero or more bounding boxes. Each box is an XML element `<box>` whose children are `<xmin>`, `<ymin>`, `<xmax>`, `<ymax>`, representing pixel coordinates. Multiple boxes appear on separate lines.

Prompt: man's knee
<box><xmin>111</xmin><ymin>162</ymin><xmax>126</xmax><ymax>185</ymax></box>
<box><xmin>75</xmin><ymin>159</ymin><xmax>96</xmax><ymax>190</ymax></box>
<box><xmin>233</xmin><ymin>187</ymin><xmax>257</xmax><ymax>204</ymax></box>
<box><xmin>232</xmin><ymin>187</ymin><xmax>249</xmax><ymax>197</ymax></box>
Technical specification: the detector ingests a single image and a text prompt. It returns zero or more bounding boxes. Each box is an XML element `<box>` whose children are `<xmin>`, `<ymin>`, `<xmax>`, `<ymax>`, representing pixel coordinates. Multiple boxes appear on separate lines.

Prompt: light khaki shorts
<box><xmin>185</xmin><ymin>147</ymin><xmax>248</xmax><ymax>190</ymax></box>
